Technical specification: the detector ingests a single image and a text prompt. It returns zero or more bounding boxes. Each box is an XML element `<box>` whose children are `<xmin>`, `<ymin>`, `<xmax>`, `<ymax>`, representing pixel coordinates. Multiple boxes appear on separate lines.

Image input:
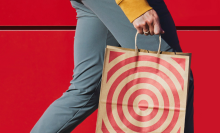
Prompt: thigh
<box><xmin>68</xmin><ymin>1</ymin><xmax>120</xmax><ymax>94</ymax></box>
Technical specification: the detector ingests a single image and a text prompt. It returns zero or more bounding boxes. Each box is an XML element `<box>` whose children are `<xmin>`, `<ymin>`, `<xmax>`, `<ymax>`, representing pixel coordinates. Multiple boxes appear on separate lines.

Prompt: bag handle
<box><xmin>135</xmin><ymin>31</ymin><xmax>161</xmax><ymax>55</ymax></box>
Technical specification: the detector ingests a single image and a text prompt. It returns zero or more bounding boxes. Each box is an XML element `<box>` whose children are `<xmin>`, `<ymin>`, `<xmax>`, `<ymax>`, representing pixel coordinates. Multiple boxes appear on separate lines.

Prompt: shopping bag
<box><xmin>96</xmin><ymin>32</ymin><xmax>191</xmax><ymax>133</ymax></box>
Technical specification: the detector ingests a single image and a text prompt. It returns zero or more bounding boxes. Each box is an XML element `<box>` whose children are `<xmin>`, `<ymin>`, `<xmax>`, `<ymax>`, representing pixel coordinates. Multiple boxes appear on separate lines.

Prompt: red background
<box><xmin>0</xmin><ymin>0</ymin><xmax>219</xmax><ymax>26</ymax></box>
<box><xmin>0</xmin><ymin>0</ymin><xmax>220</xmax><ymax>133</ymax></box>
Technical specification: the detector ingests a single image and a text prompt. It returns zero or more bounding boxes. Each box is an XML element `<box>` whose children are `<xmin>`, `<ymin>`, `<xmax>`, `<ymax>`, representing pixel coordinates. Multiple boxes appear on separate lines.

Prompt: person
<box><xmin>31</xmin><ymin>0</ymin><xmax>194</xmax><ymax>132</ymax></box>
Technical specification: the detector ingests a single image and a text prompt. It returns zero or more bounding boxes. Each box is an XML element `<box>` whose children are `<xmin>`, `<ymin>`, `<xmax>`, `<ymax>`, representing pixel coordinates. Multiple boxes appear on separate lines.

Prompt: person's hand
<box><xmin>132</xmin><ymin>9</ymin><xmax>165</xmax><ymax>36</ymax></box>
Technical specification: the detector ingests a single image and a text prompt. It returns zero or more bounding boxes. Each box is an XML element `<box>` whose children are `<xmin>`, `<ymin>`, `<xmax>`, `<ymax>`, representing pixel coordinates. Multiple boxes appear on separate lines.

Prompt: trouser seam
<box><xmin>56</xmin><ymin>30</ymin><xmax>109</xmax><ymax>133</ymax></box>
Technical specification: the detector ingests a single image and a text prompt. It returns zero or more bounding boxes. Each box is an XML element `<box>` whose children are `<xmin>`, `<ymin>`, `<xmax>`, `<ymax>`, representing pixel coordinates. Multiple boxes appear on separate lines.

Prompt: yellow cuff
<box><xmin>116</xmin><ymin>0</ymin><xmax>152</xmax><ymax>23</ymax></box>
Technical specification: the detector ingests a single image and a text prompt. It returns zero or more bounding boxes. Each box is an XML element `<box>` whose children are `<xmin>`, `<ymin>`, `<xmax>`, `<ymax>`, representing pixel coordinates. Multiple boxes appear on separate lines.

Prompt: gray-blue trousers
<box><xmin>31</xmin><ymin>0</ymin><xmax>194</xmax><ymax>132</ymax></box>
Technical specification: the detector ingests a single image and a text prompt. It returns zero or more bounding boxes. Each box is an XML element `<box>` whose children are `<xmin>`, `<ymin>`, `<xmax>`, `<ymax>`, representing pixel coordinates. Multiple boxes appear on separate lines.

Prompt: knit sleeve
<box><xmin>115</xmin><ymin>0</ymin><xmax>152</xmax><ymax>23</ymax></box>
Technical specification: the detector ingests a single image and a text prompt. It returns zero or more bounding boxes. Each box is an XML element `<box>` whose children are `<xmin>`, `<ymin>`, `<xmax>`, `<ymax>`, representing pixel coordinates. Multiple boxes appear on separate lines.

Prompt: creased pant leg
<box><xmin>31</xmin><ymin>2</ymin><xmax>120</xmax><ymax>132</ymax></box>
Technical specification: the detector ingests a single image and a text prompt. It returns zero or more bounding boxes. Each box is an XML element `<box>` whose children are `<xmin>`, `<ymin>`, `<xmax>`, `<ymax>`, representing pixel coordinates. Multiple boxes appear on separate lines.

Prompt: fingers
<box><xmin>133</xmin><ymin>22</ymin><xmax>144</xmax><ymax>34</ymax></box>
<box><xmin>136</xmin><ymin>25</ymin><xmax>144</xmax><ymax>34</ymax></box>
<box><xmin>143</xmin><ymin>24</ymin><xmax>150</xmax><ymax>35</ymax></box>
<box><xmin>160</xmin><ymin>27</ymin><xmax>165</xmax><ymax>34</ymax></box>
<box><xmin>148</xmin><ymin>22</ymin><xmax>154</xmax><ymax>35</ymax></box>
<box><xmin>153</xmin><ymin>16</ymin><xmax>164</xmax><ymax>35</ymax></box>
<box><xmin>133</xmin><ymin>9</ymin><xmax>165</xmax><ymax>36</ymax></box>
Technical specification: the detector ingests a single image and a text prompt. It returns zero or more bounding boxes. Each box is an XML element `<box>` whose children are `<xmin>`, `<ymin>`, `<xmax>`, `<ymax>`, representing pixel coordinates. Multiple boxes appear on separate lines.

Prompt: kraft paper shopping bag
<box><xmin>96</xmin><ymin>32</ymin><xmax>191</xmax><ymax>133</ymax></box>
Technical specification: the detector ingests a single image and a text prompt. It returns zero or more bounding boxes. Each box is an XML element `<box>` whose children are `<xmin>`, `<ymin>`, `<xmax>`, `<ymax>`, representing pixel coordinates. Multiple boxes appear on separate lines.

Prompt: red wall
<box><xmin>0</xmin><ymin>0</ymin><xmax>219</xmax><ymax>26</ymax></box>
<box><xmin>164</xmin><ymin>0</ymin><xmax>220</xmax><ymax>26</ymax></box>
<box><xmin>1</xmin><ymin>31</ymin><xmax>220</xmax><ymax>132</ymax></box>
<box><xmin>0</xmin><ymin>0</ymin><xmax>220</xmax><ymax>133</ymax></box>
<box><xmin>0</xmin><ymin>0</ymin><xmax>77</xmax><ymax>26</ymax></box>
<box><xmin>0</xmin><ymin>31</ymin><xmax>75</xmax><ymax>132</ymax></box>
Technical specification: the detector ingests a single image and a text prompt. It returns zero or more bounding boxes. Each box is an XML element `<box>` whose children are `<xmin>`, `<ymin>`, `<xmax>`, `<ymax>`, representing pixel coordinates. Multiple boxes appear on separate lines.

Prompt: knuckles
<box><xmin>134</xmin><ymin>23</ymin><xmax>141</xmax><ymax>28</ymax></box>
<box><xmin>145</xmin><ymin>19</ymin><xmax>153</xmax><ymax>25</ymax></box>
<box><xmin>141</xmin><ymin>22</ymin><xmax>146</xmax><ymax>27</ymax></box>
<box><xmin>154</xmin><ymin>31</ymin><xmax>160</xmax><ymax>35</ymax></box>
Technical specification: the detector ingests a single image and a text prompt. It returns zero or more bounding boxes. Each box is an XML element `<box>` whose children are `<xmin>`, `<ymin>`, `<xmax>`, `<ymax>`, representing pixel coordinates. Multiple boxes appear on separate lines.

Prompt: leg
<box><xmin>80</xmin><ymin>0</ymin><xmax>194</xmax><ymax>132</ymax></box>
<box><xmin>31</xmin><ymin>1</ymin><xmax>120</xmax><ymax>132</ymax></box>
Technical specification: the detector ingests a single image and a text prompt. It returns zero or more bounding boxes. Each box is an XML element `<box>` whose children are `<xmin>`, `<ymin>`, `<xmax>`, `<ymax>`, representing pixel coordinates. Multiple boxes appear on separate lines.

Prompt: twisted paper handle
<box><xmin>135</xmin><ymin>31</ymin><xmax>161</xmax><ymax>55</ymax></box>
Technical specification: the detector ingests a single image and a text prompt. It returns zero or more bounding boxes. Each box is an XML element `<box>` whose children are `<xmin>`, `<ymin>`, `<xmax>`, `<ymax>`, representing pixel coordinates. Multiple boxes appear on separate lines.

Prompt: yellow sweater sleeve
<box><xmin>116</xmin><ymin>0</ymin><xmax>152</xmax><ymax>23</ymax></box>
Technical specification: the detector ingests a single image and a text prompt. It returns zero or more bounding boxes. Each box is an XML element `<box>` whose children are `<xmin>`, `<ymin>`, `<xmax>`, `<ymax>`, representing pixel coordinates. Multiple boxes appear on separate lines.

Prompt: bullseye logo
<box><xmin>96</xmin><ymin>47</ymin><xmax>190</xmax><ymax>133</ymax></box>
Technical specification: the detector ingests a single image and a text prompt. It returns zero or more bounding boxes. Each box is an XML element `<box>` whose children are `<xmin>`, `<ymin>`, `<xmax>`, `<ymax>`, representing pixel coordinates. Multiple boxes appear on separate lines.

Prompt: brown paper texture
<box><xmin>96</xmin><ymin>45</ymin><xmax>191</xmax><ymax>133</ymax></box>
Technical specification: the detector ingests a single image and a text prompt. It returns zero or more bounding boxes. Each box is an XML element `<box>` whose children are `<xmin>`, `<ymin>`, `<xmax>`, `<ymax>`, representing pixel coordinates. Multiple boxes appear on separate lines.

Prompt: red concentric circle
<box><xmin>103</xmin><ymin>54</ymin><xmax>183</xmax><ymax>133</ymax></box>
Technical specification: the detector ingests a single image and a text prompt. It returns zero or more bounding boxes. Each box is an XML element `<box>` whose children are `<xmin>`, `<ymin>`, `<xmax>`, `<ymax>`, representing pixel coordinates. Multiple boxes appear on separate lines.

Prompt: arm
<box><xmin>116</xmin><ymin>0</ymin><xmax>164</xmax><ymax>35</ymax></box>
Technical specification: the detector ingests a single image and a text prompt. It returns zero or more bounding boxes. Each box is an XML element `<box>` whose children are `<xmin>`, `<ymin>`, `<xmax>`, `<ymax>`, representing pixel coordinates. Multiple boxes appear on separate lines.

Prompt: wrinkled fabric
<box><xmin>31</xmin><ymin>0</ymin><xmax>194</xmax><ymax>132</ymax></box>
